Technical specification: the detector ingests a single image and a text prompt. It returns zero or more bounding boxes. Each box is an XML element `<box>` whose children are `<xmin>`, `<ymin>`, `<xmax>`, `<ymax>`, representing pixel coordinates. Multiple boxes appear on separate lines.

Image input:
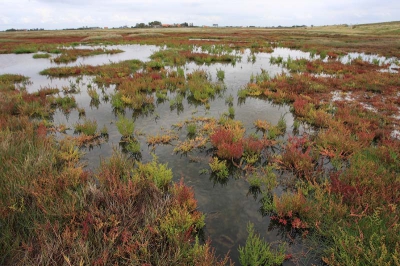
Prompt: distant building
<box><xmin>213</xmin><ymin>24</ymin><xmax>218</xmax><ymax>27</ymax></box>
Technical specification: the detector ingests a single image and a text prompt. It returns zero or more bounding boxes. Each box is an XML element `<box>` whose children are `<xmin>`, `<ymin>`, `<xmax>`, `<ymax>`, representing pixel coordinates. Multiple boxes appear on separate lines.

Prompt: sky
<box><xmin>0</xmin><ymin>0</ymin><xmax>399</xmax><ymax>30</ymax></box>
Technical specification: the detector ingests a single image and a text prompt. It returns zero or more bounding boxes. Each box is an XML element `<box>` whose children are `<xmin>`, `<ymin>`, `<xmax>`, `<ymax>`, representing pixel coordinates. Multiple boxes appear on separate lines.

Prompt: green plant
<box><xmin>292</xmin><ymin>119</ymin><xmax>300</xmax><ymax>132</ymax></box>
<box><xmin>13</xmin><ymin>46</ymin><xmax>38</xmax><ymax>54</ymax></box>
<box><xmin>238</xmin><ymin>89</ymin><xmax>248</xmax><ymax>100</ymax></box>
<box><xmin>125</xmin><ymin>139</ymin><xmax>141</xmax><ymax>154</ymax></box>
<box><xmin>372</xmin><ymin>58</ymin><xmax>380</xmax><ymax>65</ymax></box>
<box><xmin>116</xmin><ymin>114</ymin><xmax>135</xmax><ymax>138</ymax></box>
<box><xmin>225</xmin><ymin>94</ymin><xmax>234</xmax><ymax>106</ymax></box>
<box><xmin>238</xmin><ymin>223</ymin><xmax>286</xmax><ymax>266</ymax></box>
<box><xmin>74</xmin><ymin>118</ymin><xmax>98</xmax><ymax>136</ymax></box>
<box><xmin>319</xmin><ymin>50</ymin><xmax>327</xmax><ymax>60</ymax></box>
<box><xmin>209</xmin><ymin>157</ymin><xmax>229</xmax><ymax>179</ymax></box>
<box><xmin>111</xmin><ymin>92</ymin><xmax>124</xmax><ymax>110</ymax></box>
<box><xmin>77</xmin><ymin>107</ymin><xmax>86</xmax><ymax>117</ymax></box>
<box><xmin>186</xmin><ymin>123</ymin><xmax>197</xmax><ymax>136</ymax></box>
<box><xmin>33</xmin><ymin>53</ymin><xmax>51</xmax><ymax>59</ymax></box>
<box><xmin>87</xmin><ymin>87</ymin><xmax>100</xmax><ymax>101</ymax></box>
<box><xmin>53</xmin><ymin>95</ymin><xmax>77</xmax><ymax>112</ymax></box>
<box><xmin>100</xmin><ymin>124</ymin><xmax>108</xmax><ymax>135</ymax></box>
<box><xmin>277</xmin><ymin>115</ymin><xmax>287</xmax><ymax>134</ymax></box>
<box><xmin>169</xmin><ymin>93</ymin><xmax>184</xmax><ymax>108</ymax></box>
<box><xmin>135</xmin><ymin>155</ymin><xmax>173</xmax><ymax>189</ymax></box>
<box><xmin>216</xmin><ymin>68</ymin><xmax>225</xmax><ymax>81</ymax></box>
<box><xmin>269</xmin><ymin>56</ymin><xmax>283</xmax><ymax>65</ymax></box>
<box><xmin>228</xmin><ymin>106</ymin><xmax>235</xmax><ymax>118</ymax></box>
<box><xmin>156</xmin><ymin>90</ymin><xmax>168</xmax><ymax>102</ymax></box>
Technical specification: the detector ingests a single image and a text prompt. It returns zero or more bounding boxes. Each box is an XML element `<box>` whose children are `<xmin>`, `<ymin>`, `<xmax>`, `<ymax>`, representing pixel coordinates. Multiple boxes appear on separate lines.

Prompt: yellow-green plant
<box><xmin>238</xmin><ymin>223</ymin><xmax>286</xmax><ymax>266</ymax></box>
<box><xmin>209</xmin><ymin>157</ymin><xmax>229</xmax><ymax>179</ymax></box>
<box><xmin>116</xmin><ymin>114</ymin><xmax>135</xmax><ymax>138</ymax></box>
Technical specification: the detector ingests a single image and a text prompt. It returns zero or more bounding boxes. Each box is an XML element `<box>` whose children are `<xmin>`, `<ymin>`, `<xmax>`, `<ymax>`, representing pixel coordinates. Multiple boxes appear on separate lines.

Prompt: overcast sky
<box><xmin>0</xmin><ymin>0</ymin><xmax>399</xmax><ymax>30</ymax></box>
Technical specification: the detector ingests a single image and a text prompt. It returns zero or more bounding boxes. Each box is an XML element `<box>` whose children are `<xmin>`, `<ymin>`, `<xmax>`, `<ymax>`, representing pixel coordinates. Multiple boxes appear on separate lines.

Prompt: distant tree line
<box><xmin>63</xmin><ymin>26</ymin><xmax>102</xmax><ymax>30</ymax></box>
<box><xmin>5</xmin><ymin>28</ymin><xmax>45</xmax><ymax>31</ymax></box>
<box><xmin>135</xmin><ymin>21</ymin><xmax>193</xmax><ymax>28</ymax></box>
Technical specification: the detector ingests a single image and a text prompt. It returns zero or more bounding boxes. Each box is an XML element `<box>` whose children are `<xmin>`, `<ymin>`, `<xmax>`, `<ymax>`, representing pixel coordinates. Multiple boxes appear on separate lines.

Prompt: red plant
<box><xmin>172</xmin><ymin>179</ymin><xmax>197</xmax><ymax>211</ymax></box>
<box><xmin>216</xmin><ymin>141</ymin><xmax>244</xmax><ymax>160</ymax></box>
<box><xmin>330</xmin><ymin>173</ymin><xmax>363</xmax><ymax>204</ymax></box>
<box><xmin>277</xmin><ymin>135</ymin><xmax>316</xmax><ymax>180</ymax></box>
<box><xmin>36</xmin><ymin>122</ymin><xmax>47</xmax><ymax>138</ymax></box>
<box><xmin>210</xmin><ymin>127</ymin><xmax>245</xmax><ymax>159</ymax></box>
<box><xmin>292</xmin><ymin>97</ymin><xmax>309</xmax><ymax>117</ymax></box>
<box><xmin>150</xmin><ymin>72</ymin><xmax>162</xmax><ymax>80</ymax></box>
<box><xmin>243</xmin><ymin>136</ymin><xmax>264</xmax><ymax>155</ymax></box>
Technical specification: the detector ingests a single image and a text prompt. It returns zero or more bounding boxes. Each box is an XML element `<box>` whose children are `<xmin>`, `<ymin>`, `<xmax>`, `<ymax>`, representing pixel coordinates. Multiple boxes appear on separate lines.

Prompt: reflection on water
<box><xmin>0</xmin><ymin>45</ymin><xmax>316</xmax><ymax>264</ymax></box>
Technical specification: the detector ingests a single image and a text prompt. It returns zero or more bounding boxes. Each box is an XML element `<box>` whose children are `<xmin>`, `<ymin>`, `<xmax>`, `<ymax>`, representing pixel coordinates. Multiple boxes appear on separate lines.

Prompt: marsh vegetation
<box><xmin>1</xmin><ymin>21</ymin><xmax>399</xmax><ymax>265</ymax></box>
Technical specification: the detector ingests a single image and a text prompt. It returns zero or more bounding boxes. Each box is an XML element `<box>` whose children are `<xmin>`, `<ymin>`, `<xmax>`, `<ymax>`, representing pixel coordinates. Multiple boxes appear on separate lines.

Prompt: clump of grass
<box><xmin>87</xmin><ymin>87</ymin><xmax>100</xmax><ymax>102</ymax></box>
<box><xmin>269</xmin><ymin>56</ymin><xmax>283</xmax><ymax>65</ymax></box>
<box><xmin>147</xmin><ymin>133</ymin><xmax>179</xmax><ymax>147</ymax></box>
<box><xmin>187</xmin><ymin>70</ymin><xmax>225</xmax><ymax>103</ymax></box>
<box><xmin>228</xmin><ymin>106</ymin><xmax>235</xmax><ymax>118</ymax></box>
<box><xmin>319</xmin><ymin>50</ymin><xmax>327</xmax><ymax>59</ymax></box>
<box><xmin>169</xmin><ymin>93</ymin><xmax>184</xmax><ymax>109</ymax></box>
<box><xmin>33</xmin><ymin>53</ymin><xmax>51</xmax><ymax>59</ymax></box>
<box><xmin>77</xmin><ymin>107</ymin><xmax>86</xmax><ymax>117</ymax></box>
<box><xmin>225</xmin><ymin>94</ymin><xmax>234</xmax><ymax>106</ymax></box>
<box><xmin>216</xmin><ymin>68</ymin><xmax>225</xmax><ymax>81</ymax></box>
<box><xmin>147</xmin><ymin>59</ymin><xmax>165</xmax><ymax>70</ymax></box>
<box><xmin>111</xmin><ymin>92</ymin><xmax>124</xmax><ymax>111</ymax></box>
<box><xmin>266</xmin><ymin>115</ymin><xmax>287</xmax><ymax>139</ymax></box>
<box><xmin>276</xmin><ymin>115</ymin><xmax>287</xmax><ymax>133</ymax></box>
<box><xmin>100</xmin><ymin>124</ymin><xmax>108</xmax><ymax>136</ymax></box>
<box><xmin>74</xmin><ymin>118</ymin><xmax>98</xmax><ymax>136</ymax></box>
<box><xmin>238</xmin><ymin>223</ymin><xmax>286</xmax><ymax>266</ymax></box>
<box><xmin>186</xmin><ymin>123</ymin><xmax>197</xmax><ymax>136</ymax></box>
<box><xmin>209</xmin><ymin>157</ymin><xmax>229</xmax><ymax>179</ymax></box>
<box><xmin>254</xmin><ymin>119</ymin><xmax>270</xmax><ymax>133</ymax></box>
<box><xmin>0</xmin><ymin>74</ymin><xmax>29</xmax><ymax>84</ymax></box>
<box><xmin>237</xmin><ymin>88</ymin><xmax>248</xmax><ymax>100</ymax></box>
<box><xmin>135</xmin><ymin>155</ymin><xmax>173</xmax><ymax>190</ymax></box>
<box><xmin>125</xmin><ymin>139</ymin><xmax>141</xmax><ymax>154</ymax></box>
<box><xmin>156</xmin><ymin>90</ymin><xmax>168</xmax><ymax>102</ymax></box>
<box><xmin>116</xmin><ymin>114</ymin><xmax>135</xmax><ymax>138</ymax></box>
<box><xmin>52</xmin><ymin>95</ymin><xmax>77</xmax><ymax>113</ymax></box>
<box><xmin>292</xmin><ymin>119</ymin><xmax>300</xmax><ymax>132</ymax></box>
<box><xmin>13</xmin><ymin>46</ymin><xmax>38</xmax><ymax>54</ymax></box>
